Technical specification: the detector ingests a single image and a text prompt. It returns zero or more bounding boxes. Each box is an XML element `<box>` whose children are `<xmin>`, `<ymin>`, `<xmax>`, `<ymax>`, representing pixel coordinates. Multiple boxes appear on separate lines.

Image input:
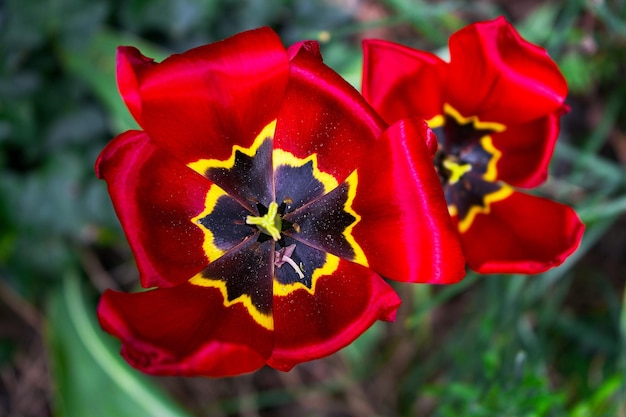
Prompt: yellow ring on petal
<box><xmin>442</xmin><ymin>103</ymin><xmax>506</xmax><ymax>133</ymax></box>
<box><xmin>273</xmin><ymin>252</ymin><xmax>340</xmax><ymax>297</ymax></box>
<box><xmin>189</xmin><ymin>273</ymin><xmax>274</xmax><ymax>330</ymax></box>
<box><xmin>273</xmin><ymin>148</ymin><xmax>338</xmax><ymax>193</ymax></box>
<box><xmin>187</xmin><ymin>120</ymin><xmax>277</xmax><ymax>174</ymax></box>
<box><xmin>191</xmin><ymin>184</ymin><xmax>228</xmax><ymax>262</ymax></box>
<box><xmin>479</xmin><ymin>135</ymin><xmax>502</xmax><ymax>182</ymax></box>
<box><xmin>343</xmin><ymin>171</ymin><xmax>368</xmax><ymax>267</ymax></box>
<box><xmin>450</xmin><ymin>184</ymin><xmax>514</xmax><ymax>234</ymax></box>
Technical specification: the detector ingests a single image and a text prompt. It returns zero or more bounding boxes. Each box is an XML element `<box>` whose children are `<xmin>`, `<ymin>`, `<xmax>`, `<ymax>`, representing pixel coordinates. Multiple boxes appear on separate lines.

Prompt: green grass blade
<box><xmin>45</xmin><ymin>274</ymin><xmax>193</xmax><ymax>417</ymax></box>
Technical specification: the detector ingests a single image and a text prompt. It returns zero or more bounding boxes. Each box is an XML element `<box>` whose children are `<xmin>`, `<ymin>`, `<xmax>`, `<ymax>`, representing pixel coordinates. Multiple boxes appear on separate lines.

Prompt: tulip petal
<box><xmin>447</xmin><ymin>16</ymin><xmax>567</xmax><ymax>124</ymax></box>
<box><xmin>95</xmin><ymin>130</ymin><xmax>212</xmax><ymax>288</ymax></box>
<box><xmin>274</xmin><ymin>40</ymin><xmax>384</xmax><ymax>184</ymax></box>
<box><xmin>492</xmin><ymin>112</ymin><xmax>561</xmax><ymax>188</ymax></box>
<box><xmin>268</xmin><ymin>257</ymin><xmax>400</xmax><ymax>370</ymax></box>
<box><xmin>116</xmin><ymin>46</ymin><xmax>156</xmax><ymax>126</ymax></box>
<box><xmin>460</xmin><ymin>190</ymin><xmax>584</xmax><ymax>274</ymax></box>
<box><xmin>191</xmin><ymin>238</ymin><xmax>275</xmax><ymax>331</ymax></box>
<box><xmin>98</xmin><ymin>282</ymin><xmax>273</xmax><ymax>377</ymax></box>
<box><xmin>352</xmin><ymin>118</ymin><xmax>466</xmax><ymax>284</ymax></box>
<box><xmin>287</xmin><ymin>40</ymin><xmax>323</xmax><ymax>61</ymax></box>
<box><xmin>282</xmin><ymin>175</ymin><xmax>362</xmax><ymax>264</ymax></box>
<box><xmin>362</xmin><ymin>39</ymin><xmax>449</xmax><ymax>123</ymax></box>
<box><xmin>117</xmin><ymin>27</ymin><xmax>289</xmax><ymax>166</ymax></box>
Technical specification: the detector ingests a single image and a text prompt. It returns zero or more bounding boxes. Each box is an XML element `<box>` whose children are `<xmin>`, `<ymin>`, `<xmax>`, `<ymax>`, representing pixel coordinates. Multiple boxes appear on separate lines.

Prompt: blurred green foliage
<box><xmin>1</xmin><ymin>0</ymin><xmax>626</xmax><ymax>416</ymax></box>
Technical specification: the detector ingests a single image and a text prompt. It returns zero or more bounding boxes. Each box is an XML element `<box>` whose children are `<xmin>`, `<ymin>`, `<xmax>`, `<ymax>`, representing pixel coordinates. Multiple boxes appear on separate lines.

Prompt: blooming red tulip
<box><xmin>362</xmin><ymin>16</ymin><xmax>584</xmax><ymax>274</ymax></box>
<box><xmin>96</xmin><ymin>28</ymin><xmax>466</xmax><ymax>377</ymax></box>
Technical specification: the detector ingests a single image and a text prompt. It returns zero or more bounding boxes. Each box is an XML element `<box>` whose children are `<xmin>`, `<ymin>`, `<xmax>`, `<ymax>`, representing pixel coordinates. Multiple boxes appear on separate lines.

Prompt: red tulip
<box><xmin>363</xmin><ymin>17</ymin><xmax>584</xmax><ymax>274</ymax></box>
<box><xmin>96</xmin><ymin>28</ymin><xmax>465</xmax><ymax>377</ymax></box>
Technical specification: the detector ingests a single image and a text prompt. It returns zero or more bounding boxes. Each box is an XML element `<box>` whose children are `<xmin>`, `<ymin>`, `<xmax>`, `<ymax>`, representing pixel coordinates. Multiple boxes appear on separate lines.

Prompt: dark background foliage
<box><xmin>1</xmin><ymin>0</ymin><xmax>625</xmax><ymax>416</ymax></box>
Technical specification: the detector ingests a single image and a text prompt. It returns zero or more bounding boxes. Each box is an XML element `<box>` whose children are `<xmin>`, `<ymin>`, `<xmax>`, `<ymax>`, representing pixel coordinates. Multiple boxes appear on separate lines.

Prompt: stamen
<box><xmin>274</xmin><ymin>244</ymin><xmax>304</xmax><ymax>279</ymax></box>
<box><xmin>443</xmin><ymin>159</ymin><xmax>472</xmax><ymax>184</ymax></box>
<box><xmin>282</xmin><ymin>255</ymin><xmax>305</xmax><ymax>279</ymax></box>
<box><xmin>246</xmin><ymin>201</ymin><xmax>282</xmax><ymax>241</ymax></box>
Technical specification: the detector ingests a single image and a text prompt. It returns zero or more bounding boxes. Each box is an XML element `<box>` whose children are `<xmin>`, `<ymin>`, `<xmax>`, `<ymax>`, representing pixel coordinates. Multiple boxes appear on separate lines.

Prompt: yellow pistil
<box><xmin>246</xmin><ymin>201</ymin><xmax>282</xmax><ymax>241</ymax></box>
<box><xmin>443</xmin><ymin>159</ymin><xmax>472</xmax><ymax>184</ymax></box>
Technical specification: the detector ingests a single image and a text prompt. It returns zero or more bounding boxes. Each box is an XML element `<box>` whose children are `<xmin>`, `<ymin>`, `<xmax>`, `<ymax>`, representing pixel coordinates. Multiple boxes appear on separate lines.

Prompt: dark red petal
<box><xmin>362</xmin><ymin>39</ymin><xmax>448</xmax><ymax>124</ymax></box>
<box><xmin>117</xmin><ymin>46</ymin><xmax>156</xmax><ymax>126</ymax></box>
<box><xmin>460</xmin><ymin>190</ymin><xmax>584</xmax><ymax>274</ymax></box>
<box><xmin>268</xmin><ymin>258</ymin><xmax>400</xmax><ymax>371</ymax></box>
<box><xmin>274</xmin><ymin>42</ymin><xmax>385</xmax><ymax>184</ymax></box>
<box><xmin>492</xmin><ymin>112</ymin><xmax>561</xmax><ymax>188</ymax></box>
<box><xmin>121</xmin><ymin>27</ymin><xmax>289</xmax><ymax>165</ymax></box>
<box><xmin>95</xmin><ymin>130</ymin><xmax>211</xmax><ymax>288</ymax></box>
<box><xmin>98</xmin><ymin>283</ymin><xmax>273</xmax><ymax>377</ymax></box>
<box><xmin>287</xmin><ymin>39</ymin><xmax>322</xmax><ymax>61</ymax></box>
<box><xmin>352</xmin><ymin>117</ymin><xmax>466</xmax><ymax>284</ymax></box>
<box><xmin>447</xmin><ymin>17</ymin><xmax>567</xmax><ymax>125</ymax></box>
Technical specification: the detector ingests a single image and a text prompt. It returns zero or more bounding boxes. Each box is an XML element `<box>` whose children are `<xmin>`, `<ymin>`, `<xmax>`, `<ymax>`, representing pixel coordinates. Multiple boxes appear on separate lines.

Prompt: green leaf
<box><xmin>517</xmin><ymin>2</ymin><xmax>560</xmax><ymax>45</ymax></box>
<box><xmin>45</xmin><ymin>274</ymin><xmax>193</xmax><ymax>417</ymax></box>
<box><xmin>59</xmin><ymin>29</ymin><xmax>169</xmax><ymax>134</ymax></box>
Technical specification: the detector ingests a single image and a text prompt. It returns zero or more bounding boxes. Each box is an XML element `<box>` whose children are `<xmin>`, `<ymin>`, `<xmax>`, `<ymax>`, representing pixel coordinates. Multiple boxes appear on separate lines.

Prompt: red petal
<box><xmin>447</xmin><ymin>17</ymin><xmax>567</xmax><ymax>125</ymax></box>
<box><xmin>98</xmin><ymin>283</ymin><xmax>273</xmax><ymax>376</ymax></box>
<box><xmin>287</xmin><ymin>39</ymin><xmax>322</xmax><ymax>61</ymax></box>
<box><xmin>116</xmin><ymin>46</ymin><xmax>156</xmax><ymax>126</ymax></box>
<box><xmin>362</xmin><ymin>39</ymin><xmax>448</xmax><ymax>124</ymax></box>
<box><xmin>352</xmin><ymin>117</ymin><xmax>466</xmax><ymax>284</ymax></box>
<box><xmin>492</xmin><ymin>112</ymin><xmax>561</xmax><ymax>188</ymax></box>
<box><xmin>268</xmin><ymin>258</ymin><xmax>400</xmax><ymax>371</ymax></box>
<box><xmin>460</xmin><ymin>190</ymin><xmax>584</xmax><ymax>274</ymax></box>
<box><xmin>274</xmin><ymin>42</ymin><xmax>385</xmax><ymax>184</ymax></box>
<box><xmin>95</xmin><ymin>130</ymin><xmax>211</xmax><ymax>288</ymax></box>
<box><xmin>118</xmin><ymin>27</ymin><xmax>289</xmax><ymax>165</ymax></box>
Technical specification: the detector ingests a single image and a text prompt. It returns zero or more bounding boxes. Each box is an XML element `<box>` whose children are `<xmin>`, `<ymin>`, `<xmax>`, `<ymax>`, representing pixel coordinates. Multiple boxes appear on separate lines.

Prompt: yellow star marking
<box><xmin>448</xmin><ymin>184</ymin><xmax>514</xmax><ymax>234</ymax></box>
<box><xmin>440</xmin><ymin>103</ymin><xmax>507</xmax><ymax>133</ymax></box>
<box><xmin>189</xmin><ymin>272</ymin><xmax>274</xmax><ymax>330</ymax></box>
<box><xmin>426</xmin><ymin>114</ymin><xmax>445</xmax><ymax>128</ymax></box>
<box><xmin>273</xmin><ymin>252</ymin><xmax>340</xmax><ymax>297</ymax></box>
<box><xmin>427</xmin><ymin>103</ymin><xmax>511</xmax><ymax>233</ymax></box>
<box><xmin>343</xmin><ymin>170</ymin><xmax>368</xmax><ymax>267</ymax></box>
<box><xmin>478</xmin><ymin>135</ymin><xmax>503</xmax><ymax>182</ymax></box>
<box><xmin>187</xmin><ymin>120</ymin><xmax>277</xmax><ymax>175</ymax></box>
<box><xmin>273</xmin><ymin>148</ymin><xmax>338</xmax><ymax>193</ymax></box>
<box><xmin>191</xmin><ymin>184</ymin><xmax>229</xmax><ymax>262</ymax></box>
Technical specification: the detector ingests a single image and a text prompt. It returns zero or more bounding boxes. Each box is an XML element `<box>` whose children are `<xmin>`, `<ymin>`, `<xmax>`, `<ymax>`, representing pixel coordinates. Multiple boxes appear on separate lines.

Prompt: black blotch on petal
<box><xmin>200</xmin><ymin>238</ymin><xmax>274</xmax><ymax>314</ymax></box>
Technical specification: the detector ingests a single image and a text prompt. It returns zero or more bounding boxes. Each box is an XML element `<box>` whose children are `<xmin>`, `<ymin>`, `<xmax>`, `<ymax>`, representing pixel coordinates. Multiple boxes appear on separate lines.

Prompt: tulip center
<box><xmin>246</xmin><ymin>201</ymin><xmax>282</xmax><ymax>241</ymax></box>
<box><xmin>441</xmin><ymin>158</ymin><xmax>472</xmax><ymax>185</ymax></box>
<box><xmin>428</xmin><ymin>104</ymin><xmax>512</xmax><ymax>232</ymax></box>
<box><xmin>189</xmin><ymin>121</ymin><xmax>367</xmax><ymax>328</ymax></box>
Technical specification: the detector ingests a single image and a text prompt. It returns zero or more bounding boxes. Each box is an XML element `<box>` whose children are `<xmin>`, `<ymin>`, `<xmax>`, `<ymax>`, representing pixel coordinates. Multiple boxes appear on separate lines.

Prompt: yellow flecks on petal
<box><xmin>443</xmin><ymin>103</ymin><xmax>507</xmax><ymax>133</ymax></box>
<box><xmin>273</xmin><ymin>252</ymin><xmax>340</xmax><ymax>297</ymax></box>
<box><xmin>191</xmin><ymin>184</ymin><xmax>228</xmax><ymax>262</ymax></box>
<box><xmin>343</xmin><ymin>171</ymin><xmax>368</xmax><ymax>267</ymax></box>
<box><xmin>186</xmin><ymin>120</ymin><xmax>277</xmax><ymax>175</ymax></box>
<box><xmin>189</xmin><ymin>273</ymin><xmax>274</xmax><ymax>330</ymax></box>
<box><xmin>246</xmin><ymin>201</ymin><xmax>281</xmax><ymax>241</ymax></box>
<box><xmin>455</xmin><ymin>184</ymin><xmax>514</xmax><ymax>234</ymax></box>
<box><xmin>442</xmin><ymin>159</ymin><xmax>472</xmax><ymax>184</ymax></box>
<box><xmin>273</xmin><ymin>148</ymin><xmax>338</xmax><ymax>194</ymax></box>
<box><xmin>479</xmin><ymin>135</ymin><xmax>503</xmax><ymax>182</ymax></box>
